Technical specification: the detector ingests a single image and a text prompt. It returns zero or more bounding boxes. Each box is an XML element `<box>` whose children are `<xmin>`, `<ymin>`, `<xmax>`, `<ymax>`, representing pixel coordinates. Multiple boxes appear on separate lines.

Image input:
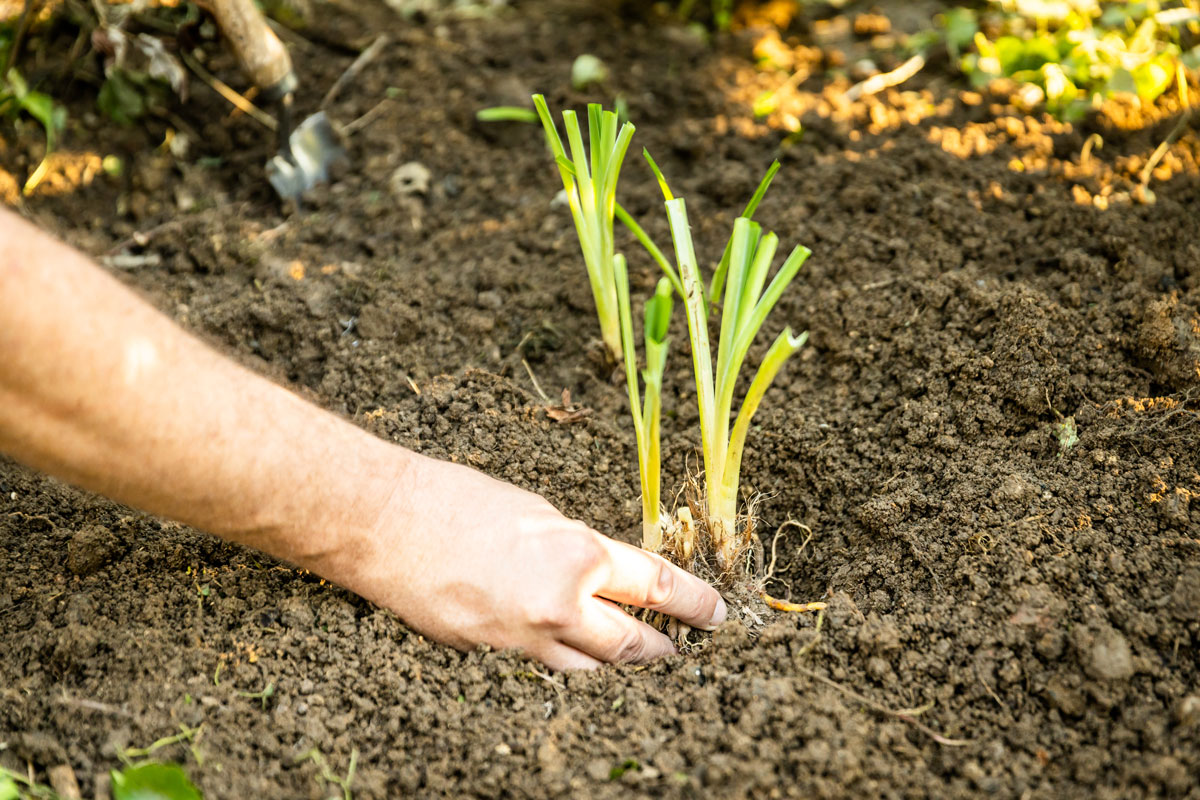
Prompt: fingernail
<box><xmin>703</xmin><ymin>595</ymin><xmax>728</xmax><ymax>631</ymax></box>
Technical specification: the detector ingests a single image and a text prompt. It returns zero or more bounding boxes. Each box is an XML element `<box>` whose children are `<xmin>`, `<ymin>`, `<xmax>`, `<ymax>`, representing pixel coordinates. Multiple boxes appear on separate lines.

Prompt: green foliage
<box><xmin>1055</xmin><ymin>416</ymin><xmax>1079</xmax><ymax>453</ymax></box>
<box><xmin>0</xmin><ymin>69</ymin><xmax>67</xmax><ymax>150</ymax></box>
<box><xmin>98</xmin><ymin>69</ymin><xmax>173</xmax><ymax>126</ymax></box>
<box><xmin>475</xmin><ymin>106</ymin><xmax>538</xmax><ymax>123</ymax></box>
<box><xmin>533</xmin><ymin>96</ymin><xmax>636</xmax><ymax>365</ymax></box>
<box><xmin>675</xmin><ymin>0</ymin><xmax>734</xmax><ymax>31</ymax></box>
<box><xmin>0</xmin><ymin>68</ymin><xmax>68</xmax><ymax>195</ymax></box>
<box><xmin>648</xmin><ymin>155</ymin><xmax>810</xmax><ymax>570</ymax></box>
<box><xmin>111</xmin><ymin>763</ymin><xmax>203</xmax><ymax>800</ymax></box>
<box><xmin>938</xmin><ymin>1</ymin><xmax>1199</xmax><ymax>119</ymax></box>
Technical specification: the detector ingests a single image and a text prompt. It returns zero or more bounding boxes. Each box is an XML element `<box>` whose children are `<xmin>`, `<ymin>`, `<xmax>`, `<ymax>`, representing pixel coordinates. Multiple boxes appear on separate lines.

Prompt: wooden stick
<box><xmin>322</xmin><ymin>34</ymin><xmax>388</xmax><ymax>109</ymax></box>
<box><xmin>845</xmin><ymin>53</ymin><xmax>926</xmax><ymax>101</ymax></box>
<box><xmin>180</xmin><ymin>50</ymin><xmax>278</xmax><ymax>131</ymax></box>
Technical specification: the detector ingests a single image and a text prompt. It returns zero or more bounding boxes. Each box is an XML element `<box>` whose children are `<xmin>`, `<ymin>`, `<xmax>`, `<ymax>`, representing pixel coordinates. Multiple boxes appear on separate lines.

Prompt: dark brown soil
<box><xmin>3</xmin><ymin>1</ymin><xmax>1199</xmax><ymax>797</ymax></box>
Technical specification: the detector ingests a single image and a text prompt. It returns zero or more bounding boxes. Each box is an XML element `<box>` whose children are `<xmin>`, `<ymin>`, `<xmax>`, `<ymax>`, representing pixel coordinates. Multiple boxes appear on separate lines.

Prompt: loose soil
<box><xmin>2</xmin><ymin>1</ymin><xmax>1199</xmax><ymax>797</ymax></box>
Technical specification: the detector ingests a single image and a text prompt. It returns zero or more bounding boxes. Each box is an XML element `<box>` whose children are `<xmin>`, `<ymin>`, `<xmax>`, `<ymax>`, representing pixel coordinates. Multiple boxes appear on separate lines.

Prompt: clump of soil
<box><xmin>2</xmin><ymin>1</ymin><xmax>1198</xmax><ymax>797</ymax></box>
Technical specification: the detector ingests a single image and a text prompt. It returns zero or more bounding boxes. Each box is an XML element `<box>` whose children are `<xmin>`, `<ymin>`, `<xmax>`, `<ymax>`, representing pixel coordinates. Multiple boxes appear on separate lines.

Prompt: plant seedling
<box><xmin>533</xmin><ymin>95</ymin><xmax>634</xmax><ymax>366</ymax></box>
<box><xmin>614</xmin><ymin>261</ymin><xmax>673</xmax><ymax>550</ymax></box>
<box><xmin>236</xmin><ymin>680</ymin><xmax>276</xmax><ymax>710</ymax></box>
<box><xmin>475</xmin><ymin>106</ymin><xmax>538</xmax><ymax>123</ymax></box>
<box><xmin>111</xmin><ymin>763</ymin><xmax>203</xmax><ymax>800</ymax></box>
<box><xmin>0</xmin><ymin>68</ymin><xmax>67</xmax><ymax>196</ymax></box>
<box><xmin>648</xmin><ymin>154</ymin><xmax>810</xmax><ymax>573</ymax></box>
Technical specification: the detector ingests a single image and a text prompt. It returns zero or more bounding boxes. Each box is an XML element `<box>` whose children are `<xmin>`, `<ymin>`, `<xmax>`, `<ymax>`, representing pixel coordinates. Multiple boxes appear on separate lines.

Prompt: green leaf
<box><xmin>111</xmin><ymin>763</ymin><xmax>203</xmax><ymax>800</ymax></box>
<box><xmin>752</xmin><ymin>90</ymin><xmax>777</xmax><ymax>118</ymax></box>
<box><xmin>644</xmin><ymin>277</ymin><xmax>672</xmax><ymax>344</ymax></box>
<box><xmin>940</xmin><ymin>8</ymin><xmax>978</xmax><ymax>59</ymax></box>
<box><xmin>16</xmin><ymin>89</ymin><xmax>54</xmax><ymax>129</ymax></box>
<box><xmin>98</xmin><ymin>71</ymin><xmax>147</xmax><ymax>126</ymax></box>
<box><xmin>609</xmin><ymin>759</ymin><xmax>641</xmax><ymax>781</ymax></box>
<box><xmin>0</xmin><ymin>775</ymin><xmax>18</xmax><ymax>800</ymax></box>
<box><xmin>641</xmin><ymin>148</ymin><xmax>673</xmax><ymax>201</ymax></box>
<box><xmin>1132</xmin><ymin>54</ymin><xmax>1175</xmax><ymax>101</ymax></box>
<box><xmin>476</xmin><ymin>106</ymin><xmax>538</xmax><ymax>123</ymax></box>
<box><xmin>1182</xmin><ymin>45</ymin><xmax>1200</xmax><ymax>72</ymax></box>
<box><xmin>1106</xmin><ymin>67</ymin><xmax>1138</xmax><ymax>96</ymax></box>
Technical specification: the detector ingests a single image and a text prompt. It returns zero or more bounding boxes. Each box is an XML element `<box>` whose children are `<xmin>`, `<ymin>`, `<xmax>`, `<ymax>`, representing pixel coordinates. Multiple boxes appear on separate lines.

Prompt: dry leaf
<box><xmin>545</xmin><ymin>389</ymin><xmax>592</xmax><ymax>424</ymax></box>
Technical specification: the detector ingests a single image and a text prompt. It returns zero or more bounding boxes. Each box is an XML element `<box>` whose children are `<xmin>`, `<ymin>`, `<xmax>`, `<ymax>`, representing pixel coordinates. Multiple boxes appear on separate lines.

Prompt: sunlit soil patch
<box><xmin>720</xmin><ymin>32</ymin><xmax>1199</xmax><ymax>208</ymax></box>
<box><xmin>20</xmin><ymin>150</ymin><xmax>106</xmax><ymax>198</ymax></box>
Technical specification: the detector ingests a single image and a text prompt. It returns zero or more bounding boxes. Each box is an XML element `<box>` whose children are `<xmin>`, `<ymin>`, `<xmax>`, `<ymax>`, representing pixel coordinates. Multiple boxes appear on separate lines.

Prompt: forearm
<box><xmin>0</xmin><ymin>208</ymin><xmax>406</xmax><ymax>567</ymax></box>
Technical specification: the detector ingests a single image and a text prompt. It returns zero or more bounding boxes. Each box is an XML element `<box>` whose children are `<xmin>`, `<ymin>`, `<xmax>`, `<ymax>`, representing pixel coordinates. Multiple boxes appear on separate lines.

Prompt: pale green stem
<box><xmin>613</xmin><ymin>255</ymin><xmax>648</xmax><ymax>505</ymax></box>
<box><xmin>721</xmin><ymin>329</ymin><xmax>808</xmax><ymax>512</ymax></box>
<box><xmin>615</xmin><ymin>255</ymin><xmax>665</xmax><ymax>550</ymax></box>
<box><xmin>535</xmin><ymin>97</ymin><xmax>633</xmax><ymax>363</ymax></box>
<box><xmin>664</xmin><ymin>198</ymin><xmax>716</xmax><ymax>491</ymax></box>
<box><xmin>708</xmin><ymin>159</ymin><xmax>781</xmax><ymax>305</ymax></box>
<box><xmin>614</xmin><ymin>203</ymin><xmax>685</xmax><ymax>300</ymax></box>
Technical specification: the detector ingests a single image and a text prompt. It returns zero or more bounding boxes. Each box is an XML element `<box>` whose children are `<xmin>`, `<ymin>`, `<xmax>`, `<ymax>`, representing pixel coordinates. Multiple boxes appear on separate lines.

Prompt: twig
<box><xmin>522</xmin><ymin>359</ymin><xmax>550</xmax><ymax>402</ymax></box>
<box><xmin>529</xmin><ymin>668</ymin><xmax>565</xmax><ymax>694</ymax></box>
<box><xmin>55</xmin><ymin>695</ymin><xmax>134</xmax><ymax>718</ymax></box>
<box><xmin>860</xmin><ymin>277</ymin><xmax>897</xmax><ymax>291</ymax></box>
<box><xmin>179</xmin><ymin>51</ymin><xmax>277</xmax><ymax>131</ymax></box>
<box><xmin>340</xmin><ymin>97</ymin><xmax>393</xmax><ymax>137</ymax></box>
<box><xmin>796</xmin><ymin>665</ymin><xmax>972</xmax><ymax>746</ymax></box>
<box><xmin>845</xmin><ymin>53</ymin><xmax>926</xmax><ymax>101</ymax></box>
<box><xmin>4</xmin><ymin>0</ymin><xmax>48</xmax><ymax>77</ymax></box>
<box><xmin>1137</xmin><ymin>109</ymin><xmax>1192</xmax><ymax>201</ymax></box>
<box><xmin>100</xmin><ymin>253</ymin><xmax>162</xmax><ymax>270</ymax></box>
<box><xmin>976</xmin><ymin>667</ymin><xmax>1009</xmax><ymax>710</ymax></box>
<box><xmin>322</xmin><ymin>34</ymin><xmax>389</xmax><ymax>109</ymax></box>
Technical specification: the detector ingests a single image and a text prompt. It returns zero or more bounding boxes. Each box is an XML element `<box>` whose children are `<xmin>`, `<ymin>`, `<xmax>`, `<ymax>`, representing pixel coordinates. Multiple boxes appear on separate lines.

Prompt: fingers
<box><xmin>559</xmin><ymin>597</ymin><xmax>677</xmax><ymax>665</ymax></box>
<box><xmin>532</xmin><ymin>642</ymin><xmax>604</xmax><ymax>672</ymax></box>
<box><xmin>593</xmin><ymin>535</ymin><xmax>727</xmax><ymax>631</ymax></box>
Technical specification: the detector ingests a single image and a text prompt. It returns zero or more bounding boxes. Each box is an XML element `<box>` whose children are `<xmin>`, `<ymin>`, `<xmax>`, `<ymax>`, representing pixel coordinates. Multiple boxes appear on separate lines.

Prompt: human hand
<box><xmin>314</xmin><ymin>453</ymin><xmax>727</xmax><ymax>670</ymax></box>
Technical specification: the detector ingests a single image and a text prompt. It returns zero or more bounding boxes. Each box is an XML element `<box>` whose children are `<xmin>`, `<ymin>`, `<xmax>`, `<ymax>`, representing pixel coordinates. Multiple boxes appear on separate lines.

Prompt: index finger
<box><xmin>592</xmin><ymin>534</ymin><xmax>727</xmax><ymax>631</ymax></box>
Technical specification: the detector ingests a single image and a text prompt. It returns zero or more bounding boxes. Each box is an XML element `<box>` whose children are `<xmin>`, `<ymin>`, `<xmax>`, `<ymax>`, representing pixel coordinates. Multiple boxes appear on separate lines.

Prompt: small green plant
<box><xmin>534</xmin><ymin>97</ymin><xmax>810</xmax><ymax>580</ymax></box>
<box><xmin>533</xmin><ymin>95</ymin><xmax>635</xmax><ymax>366</ymax></box>
<box><xmin>614</xmin><ymin>264</ymin><xmax>674</xmax><ymax>550</ymax></box>
<box><xmin>675</xmin><ymin>0</ymin><xmax>734</xmax><ymax>31</ymax></box>
<box><xmin>0</xmin><ymin>68</ymin><xmax>67</xmax><ymax>196</ymax></box>
<box><xmin>475</xmin><ymin>106</ymin><xmax>538</xmax><ymax>123</ymax></box>
<box><xmin>111</xmin><ymin>763</ymin><xmax>203</xmax><ymax>800</ymax></box>
<box><xmin>0</xmin><ymin>767</ymin><xmax>54</xmax><ymax>800</ymax></box>
<box><xmin>295</xmin><ymin>748</ymin><xmax>357</xmax><ymax>800</ymax></box>
<box><xmin>646</xmin><ymin>156</ymin><xmax>810</xmax><ymax>573</ymax></box>
<box><xmin>936</xmin><ymin>1</ymin><xmax>1200</xmax><ymax>119</ymax></box>
<box><xmin>236</xmin><ymin>680</ymin><xmax>276</xmax><ymax>710</ymax></box>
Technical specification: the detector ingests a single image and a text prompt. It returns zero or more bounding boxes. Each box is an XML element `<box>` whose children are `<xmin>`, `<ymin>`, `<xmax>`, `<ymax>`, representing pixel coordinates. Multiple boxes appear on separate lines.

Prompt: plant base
<box><xmin>643</xmin><ymin>475</ymin><xmax>826</xmax><ymax>645</ymax></box>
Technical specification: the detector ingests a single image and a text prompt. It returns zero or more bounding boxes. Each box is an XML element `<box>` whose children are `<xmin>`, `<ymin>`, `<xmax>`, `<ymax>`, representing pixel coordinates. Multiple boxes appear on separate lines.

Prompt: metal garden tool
<box><xmin>208</xmin><ymin>0</ymin><xmax>343</xmax><ymax>202</ymax></box>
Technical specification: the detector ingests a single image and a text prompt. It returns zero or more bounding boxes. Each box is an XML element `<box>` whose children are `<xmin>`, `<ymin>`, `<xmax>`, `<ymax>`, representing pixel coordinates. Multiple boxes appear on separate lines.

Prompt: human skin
<box><xmin>0</xmin><ymin>208</ymin><xmax>725</xmax><ymax>670</ymax></box>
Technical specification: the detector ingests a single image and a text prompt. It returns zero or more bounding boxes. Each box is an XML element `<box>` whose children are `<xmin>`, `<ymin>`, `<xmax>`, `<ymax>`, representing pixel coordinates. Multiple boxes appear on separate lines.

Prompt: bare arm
<box><xmin>0</xmin><ymin>208</ymin><xmax>725</xmax><ymax>669</ymax></box>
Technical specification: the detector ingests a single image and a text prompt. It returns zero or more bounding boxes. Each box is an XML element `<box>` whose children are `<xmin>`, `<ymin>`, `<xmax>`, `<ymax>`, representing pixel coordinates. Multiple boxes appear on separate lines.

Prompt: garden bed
<box><xmin>2</xmin><ymin>1</ymin><xmax>1198</xmax><ymax>797</ymax></box>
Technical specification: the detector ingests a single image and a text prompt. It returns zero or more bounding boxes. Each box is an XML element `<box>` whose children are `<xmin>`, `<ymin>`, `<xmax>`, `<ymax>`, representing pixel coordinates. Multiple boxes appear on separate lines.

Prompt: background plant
<box><xmin>533</xmin><ymin>95</ymin><xmax>635</xmax><ymax>366</ymax></box>
<box><xmin>922</xmin><ymin>0</ymin><xmax>1200</xmax><ymax>119</ymax></box>
<box><xmin>0</xmin><ymin>67</ymin><xmax>67</xmax><ymax>195</ymax></box>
